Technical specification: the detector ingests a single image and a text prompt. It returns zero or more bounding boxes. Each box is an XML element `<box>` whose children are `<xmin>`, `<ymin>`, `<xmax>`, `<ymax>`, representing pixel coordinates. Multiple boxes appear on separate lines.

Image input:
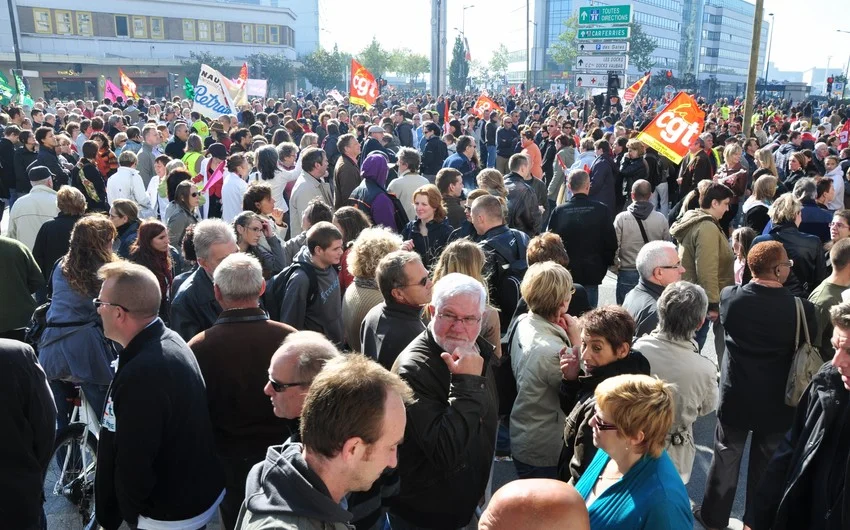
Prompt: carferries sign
<box><xmin>577</xmin><ymin>27</ymin><xmax>631</xmax><ymax>40</ymax></box>
<box><xmin>636</xmin><ymin>92</ymin><xmax>706</xmax><ymax>165</ymax></box>
<box><xmin>578</xmin><ymin>5</ymin><xmax>633</xmax><ymax>25</ymax></box>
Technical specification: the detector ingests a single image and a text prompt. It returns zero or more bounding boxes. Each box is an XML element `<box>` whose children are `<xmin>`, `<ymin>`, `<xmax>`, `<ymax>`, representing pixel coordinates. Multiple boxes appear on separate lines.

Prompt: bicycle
<box><xmin>43</xmin><ymin>385</ymin><xmax>101</xmax><ymax>530</ymax></box>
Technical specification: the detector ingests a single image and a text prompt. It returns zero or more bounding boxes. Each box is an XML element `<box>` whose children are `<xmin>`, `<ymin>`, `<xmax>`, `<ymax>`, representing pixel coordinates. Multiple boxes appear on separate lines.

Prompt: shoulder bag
<box><xmin>785</xmin><ymin>297</ymin><xmax>823</xmax><ymax>407</ymax></box>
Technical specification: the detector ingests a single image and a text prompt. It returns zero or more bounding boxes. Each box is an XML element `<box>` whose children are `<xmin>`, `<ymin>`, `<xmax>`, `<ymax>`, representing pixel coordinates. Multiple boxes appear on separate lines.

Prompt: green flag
<box><xmin>0</xmin><ymin>71</ymin><xmax>14</xmax><ymax>105</ymax></box>
<box><xmin>13</xmin><ymin>73</ymin><xmax>34</xmax><ymax>107</ymax></box>
<box><xmin>184</xmin><ymin>77</ymin><xmax>195</xmax><ymax>100</ymax></box>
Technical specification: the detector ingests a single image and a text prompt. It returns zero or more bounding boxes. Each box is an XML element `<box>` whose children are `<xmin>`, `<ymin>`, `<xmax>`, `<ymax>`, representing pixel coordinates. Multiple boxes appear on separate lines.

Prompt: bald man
<box><xmin>479</xmin><ymin>479</ymin><xmax>590</xmax><ymax>530</ymax></box>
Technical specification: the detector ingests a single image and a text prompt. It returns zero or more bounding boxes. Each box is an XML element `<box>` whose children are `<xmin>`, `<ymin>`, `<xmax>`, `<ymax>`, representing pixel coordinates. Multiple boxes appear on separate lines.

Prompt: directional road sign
<box><xmin>578</xmin><ymin>5</ymin><xmax>633</xmax><ymax>26</ymax></box>
<box><xmin>577</xmin><ymin>42</ymin><xmax>629</xmax><ymax>53</ymax></box>
<box><xmin>575</xmin><ymin>74</ymin><xmax>621</xmax><ymax>89</ymax></box>
<box><xmin>574</xmin><ymin>55</ymin><xmax>628</xmax><ymax>72</ymax></box>
<box><xmin>577</xmin><ymin>27</ymin><xmax>630</xmax><ymax>40</ymax></box>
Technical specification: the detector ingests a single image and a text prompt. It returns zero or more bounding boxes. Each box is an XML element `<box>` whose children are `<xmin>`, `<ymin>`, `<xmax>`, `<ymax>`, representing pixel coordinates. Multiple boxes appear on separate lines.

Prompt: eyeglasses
<box><xmin>403</xmin><ymin>276</ymin><xmax>430</xmax><ymax>288</ymax></box>
<box><xmin>658</xmin><ymin>262</ymin><xmax>683</xmax><ymax>270</ymax></box>
<box><xmin>268</xmin><ymin>376</ymin><xmax>307</xmax><ymax>392</ymax></box>
<box><xmin>93</xmin><ymin>298</ymin><xmax>130</xmax><ymax>312</ymax></box>
<box><xmin>777</xmin><ymin>259</ymin><xmax>794</xmax><ymax>268</ymax></box>
<box><xmin>437</xmin><ymin>312</ymin><xmax>481</xmax><ymax>327</ymax></box>
<box><xmin>592</xmin><ymin>412</ymin><xmax>618</xmax><ymax>431</ymax></box>
<box><xmin>830</xmin><ymin>222</ymin><xmax>849</xmax><ymax>229</ymax></box>
<box><xmin>190</xmin><ymin>192</ymin><xmax>199</xmax><ymax>197</ymax></box>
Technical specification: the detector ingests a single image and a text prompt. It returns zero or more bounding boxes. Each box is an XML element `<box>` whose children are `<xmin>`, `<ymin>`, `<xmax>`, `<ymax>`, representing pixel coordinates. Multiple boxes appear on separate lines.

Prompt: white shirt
<box><xmin>387</xmin><ymin>170</ymin><xmax>429</xmax><ymax>222</ymax></box>
<box><xmin>221</xmin><ymin>171</ymin><xmax>248</xmax><ymax>223</ymax></box>
<box><xmin>106</xmin><ymin>166</ymin><xmax>152</xmax><ymax>212</ymax></box>
<box><xmin>827</xmin><ymin>166</ymin><xmax>845</xmax><ymax>211</ymax></box>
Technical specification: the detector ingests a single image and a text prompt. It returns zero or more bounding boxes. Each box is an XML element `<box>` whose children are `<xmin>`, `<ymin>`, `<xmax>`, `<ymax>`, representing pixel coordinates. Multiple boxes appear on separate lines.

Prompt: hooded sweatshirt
<box><xmin>349</xmin><ymin>152</ymin><xmax>398</xmax><ymax>231</ymax></box>
<box><xmin>613</xmin><ymin>200</ymin><xmax>670</xmax><ymax>270</ymax></box>
<box><xmin>279</xmin><ymin>246</ymin><xmax>343</xmax><ymax>346</ymax></box>
<box><xmin>236</xmin><ymin>443</ymin><xmax>354</xmax><ymax>530</ymax></box>
<box><xmin>670</xmin><ymin>208</ymin><xmax>735</xmax><ymax>307</ymax></box>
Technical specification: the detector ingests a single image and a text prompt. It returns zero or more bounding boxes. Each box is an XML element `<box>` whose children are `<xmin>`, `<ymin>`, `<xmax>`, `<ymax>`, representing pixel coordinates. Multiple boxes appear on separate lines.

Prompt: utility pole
<box><xmin>743</xmin><ymin>0</ymin><xmax>764</xmax><ymax>135</ymax></box>
<box><xmin>762</xmin><ymin>12</ymin><xmax>774</xmax><ymax>100</ymax></box>
<box><xmin>6</xmin><ymin>0</ymin><xmax>23</xmax><ymax>78</ymax></box>
<box><xmin>525</xmin><ymin>0</ymin><xmax>529</xmax><ymax>91</ymax></box>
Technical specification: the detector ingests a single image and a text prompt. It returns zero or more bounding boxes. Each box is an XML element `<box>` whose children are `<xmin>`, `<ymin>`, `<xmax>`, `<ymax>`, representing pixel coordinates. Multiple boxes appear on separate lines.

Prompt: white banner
<box><xmin>192</xmin><ymin>64</ymin><xmax>239</xmax><ymax>119</ymax></box>
<box><xmin>246</xmin><ymin>79</ymin><xmax>267</xmax><ymax>97</ymax></box>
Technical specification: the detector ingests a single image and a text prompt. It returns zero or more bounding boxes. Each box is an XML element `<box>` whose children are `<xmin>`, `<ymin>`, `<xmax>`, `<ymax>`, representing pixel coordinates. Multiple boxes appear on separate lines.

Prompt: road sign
<box><xmin>575</xmin><ymin>55</ymin><xmax>628</xmax><ymax>72</ymax></box>
<box><xmin>578</xmin><ymin>42</ymin><xmax>629</xmax><ymax>53</ymax></box>
<box><xmin>578</xmin><ymin>5</ymin><xmax>632</xmax><ymax>26</ymax></box>
<box><xmin>577</xmin><ymin>27</ymin><xmax>630</xmax><ymax>40</ymax></box>
<box><xmin>575</xmin><ymin>74</ymin><xmax>621</xmax><ymax>88</ymax></box>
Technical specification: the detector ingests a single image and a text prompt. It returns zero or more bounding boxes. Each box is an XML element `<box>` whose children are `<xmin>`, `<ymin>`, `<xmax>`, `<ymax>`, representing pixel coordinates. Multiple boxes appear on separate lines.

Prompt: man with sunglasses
<box><xmin>94</xmin><ymin>261</ymin><xmax>225</xmax><ymax>530</ymax></box>
<box><xmin>390</xmin><ymin>273</ymin><xmax>498</xmax><ymax>529</ymax></box>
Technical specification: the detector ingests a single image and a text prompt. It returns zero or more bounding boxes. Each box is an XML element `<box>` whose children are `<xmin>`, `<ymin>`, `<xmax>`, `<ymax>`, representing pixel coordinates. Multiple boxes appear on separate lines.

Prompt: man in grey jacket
<box><xmin>136</xmin><ymin>125</ymin><xmax>160</xmax><ymax>188</ymax></box>
<box><xmin>279</xmin><ymin>222</ymin><xmax>344</xmax><ymax>346</ymax></box>
<box><xmin>622</xmin><ymin>241</ymin><xmax>685</xmax><ymax>337</ymax></box>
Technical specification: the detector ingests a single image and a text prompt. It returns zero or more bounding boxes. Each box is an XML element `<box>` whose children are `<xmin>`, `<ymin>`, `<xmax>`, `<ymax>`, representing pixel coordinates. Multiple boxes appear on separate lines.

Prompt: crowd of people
<box><xmin>1</xmin><ymin>87</ymin><xmax>850</xmax><ymax>530</ymax></box>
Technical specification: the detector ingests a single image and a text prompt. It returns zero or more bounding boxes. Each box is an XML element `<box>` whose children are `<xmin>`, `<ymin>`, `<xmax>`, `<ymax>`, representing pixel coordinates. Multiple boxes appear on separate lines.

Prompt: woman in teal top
<box><xmin>575</xmin><ymin>374</ymin><xmax>693</xmax><ymax>529</ymax></box>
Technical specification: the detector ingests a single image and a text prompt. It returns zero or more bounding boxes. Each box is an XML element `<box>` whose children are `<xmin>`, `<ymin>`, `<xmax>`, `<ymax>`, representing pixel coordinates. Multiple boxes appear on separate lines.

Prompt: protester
<box><xmin>478</xmin><ymin>479</ymin><xmax>589</xmax><ymax>530</ymax></box>
<box><xmin>165</xmin><ymin>178</ymin><xmax>200</xmax><ymax>249</ymax></box>
<box><xmin>31</xmin><ymin>185</ymin><xmax>84</xmax><ymax>281</ymax></box>
<box><xmin>7</xmin><ymin>166</ymin><xmax>58</xmax><ymax>251</ymax></box>
<box><xmin>109</xmin><ymin>198</ymin><xmax>140</xmax><ymax>259</ymax></box>
<box><xmin>401</xmin><ymin>184</ymin><xmax>453</xmax><ymax>269</ymax></box>
<box><xmin>0</xmin><ymin>235</ymin><xmax>44</xmax><ymax>341</ymax></box>
<box><xmin>622</xmin><ymin>241</ymin><xmax>685</xmax><ymax>337</ymax></box>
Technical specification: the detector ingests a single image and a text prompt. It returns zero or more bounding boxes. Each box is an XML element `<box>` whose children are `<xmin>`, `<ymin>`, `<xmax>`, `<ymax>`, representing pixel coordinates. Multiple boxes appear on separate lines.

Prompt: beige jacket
<box><xmin>633</xmin><ymin>330</ymin><xmax>718</xmax><ymax>483</ymax></box>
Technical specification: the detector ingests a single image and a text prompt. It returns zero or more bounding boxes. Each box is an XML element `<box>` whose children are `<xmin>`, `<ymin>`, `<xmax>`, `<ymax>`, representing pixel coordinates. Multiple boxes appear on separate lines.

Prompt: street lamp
<box><xmin>461</xmin><ymin>4</ymin><xmax>474</xmax><ymax>35</ymax></box>
<box><xmin>762</xmin><ymin>12</ymin><xmax>774</xmax><ymax>99</ymax></box>
<box><xmin>530</xmin><ymin>20</ymin><xmax>538</xmax><ymax>89</ymax></box>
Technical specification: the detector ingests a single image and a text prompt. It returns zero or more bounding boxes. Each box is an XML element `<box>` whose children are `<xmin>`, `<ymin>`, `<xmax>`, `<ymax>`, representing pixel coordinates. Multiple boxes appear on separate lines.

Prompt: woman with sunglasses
<box><xmin>165</xmin><ymin>180</ymin><xmax>200</xmax><ymax>249</ymax></box>
<box><xmin>558</xmin><ymin>306</ymin><xmax>650</xmax><ymax>485</ymax></box>
<box><xmin>575</xmin><ymin>374</ymin><xmax>692</xmax><ymax>529</ymax></box>
<box><xmin>509</xmin><ymin>261</ymin><xmax>580</xmax><ymax>479</ymax></box>
<box><xmin>38</xmin><ymin>215</ymin><xmax>119</xmax><ymax>433</ymax></box>
<box><xmin>233</xmin><ymin>211</ymin><xmax>285</xmax><ymax>279</ymax></box>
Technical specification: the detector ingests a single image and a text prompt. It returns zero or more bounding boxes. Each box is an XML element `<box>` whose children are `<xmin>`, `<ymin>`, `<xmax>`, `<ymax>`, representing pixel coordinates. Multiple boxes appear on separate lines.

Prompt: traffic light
<box><xmin>607</xmin><ymin>72</ymin><xmax>620</xmax><ymax>90</ymax></box>
<box><xmin>666</xmin><ymin>70</ymin><xmax>673</xmax><ymax>79</ymax></box>
<box><xmin>167</xmin><ymin>72</ymin><xmax>180</xmax><ymax>98</ymax></box>
<box><xmin>827</xmin><ymin>76</ymin><xmax>834</xmax><ymax>95</ymax></box>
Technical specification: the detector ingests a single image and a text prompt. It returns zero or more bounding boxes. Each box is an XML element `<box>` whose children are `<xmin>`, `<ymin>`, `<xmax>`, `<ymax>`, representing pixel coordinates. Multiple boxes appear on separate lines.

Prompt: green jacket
<box><xmin>0</xmin><ymin>236</ymin><xmax>44</xmax><ymax>333</ymax></box>
<box><xmin>670</xmin><ymin>208</ymin><xmax>734</xmax><ymax>307</ymax></box>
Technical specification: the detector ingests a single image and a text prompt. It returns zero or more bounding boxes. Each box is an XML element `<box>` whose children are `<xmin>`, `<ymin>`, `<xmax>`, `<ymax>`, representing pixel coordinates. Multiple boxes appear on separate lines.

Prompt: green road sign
<box><xmin>577</xmin><ymin>27</ymin><xmax>630</xmax><ymax>40</ymax></box>
<box><xmin>578</xmin><ymin>5</ymin><xmax>633</xmax><ymax>25</ymax></box>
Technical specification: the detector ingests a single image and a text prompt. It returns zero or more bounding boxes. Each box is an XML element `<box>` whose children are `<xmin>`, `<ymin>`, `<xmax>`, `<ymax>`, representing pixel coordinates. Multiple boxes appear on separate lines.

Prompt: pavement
<box><xmin>13</xmin><ymin>198</ymin><xmax>746</xmax><ymax>530</ymax></box>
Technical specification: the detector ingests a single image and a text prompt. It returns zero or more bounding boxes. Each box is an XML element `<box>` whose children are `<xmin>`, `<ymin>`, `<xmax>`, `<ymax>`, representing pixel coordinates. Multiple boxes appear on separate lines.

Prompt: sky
<box><xmin>318</xmin><ymin>0</ymin><xmax>850</xmax><ymax>74</ymax></box>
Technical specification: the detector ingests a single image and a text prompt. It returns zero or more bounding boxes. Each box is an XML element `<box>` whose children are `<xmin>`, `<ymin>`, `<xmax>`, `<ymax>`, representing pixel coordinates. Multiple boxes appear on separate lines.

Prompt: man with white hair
<box><xmin>170</xmin><ymin>219</ymin><xmax>238</xmax><ymax>341</ymax></box>
<box><xmin>188</xmin><ymin>253</ymin><xmax>296</xmax><ymax>530</ymax></box>
<box><xmin>812</xmin><ymin>142</ymin><xmax>829</xmax><ymax>176</ymax></box>
<box><xmin>390</xmin><ymin>273</ymin><xmax>498</xmax><ymax>529</ymax></box>
<box><xmin>622</xmin><ymin>240</ymin><xmax>685</xmax><ymax>337</ymax></box>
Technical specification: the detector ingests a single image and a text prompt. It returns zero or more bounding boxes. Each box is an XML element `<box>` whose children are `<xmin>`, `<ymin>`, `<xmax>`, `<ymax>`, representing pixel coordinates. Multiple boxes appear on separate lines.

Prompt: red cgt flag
<box><xmin>624</xmin><ymin>74</ymin><xmax>649</xmax><ymax>103</ymax></box>
<box><xmin>472</xmin><ymin>94</ymin><xmax>503</xmax><ymax>117</ymax></box>
<box><xmin>636</xmin><ymin>91</ymin><xmax>705</xmax><ymax>165</ymax></box>
<box><xmin>837</xmin><ymin>120</ymin><xmax>850</xmax><ymax>150</ymax></box>
<box><xmin>349</xmin><ymin>59</ymin><xmax>379</xmax><ymax>108</ymax></box>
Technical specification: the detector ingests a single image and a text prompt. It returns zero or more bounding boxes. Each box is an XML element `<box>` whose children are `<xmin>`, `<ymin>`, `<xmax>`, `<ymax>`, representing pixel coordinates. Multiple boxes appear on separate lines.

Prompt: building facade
<box><xmin>507</xmin><ymin>0</ymin><xmax>769</xmax><ymax>98</ymax></box>
<box><xmin>0</xmin><ymin>0</ymin><xmax>317</xmax><ymax>99</ymax></box>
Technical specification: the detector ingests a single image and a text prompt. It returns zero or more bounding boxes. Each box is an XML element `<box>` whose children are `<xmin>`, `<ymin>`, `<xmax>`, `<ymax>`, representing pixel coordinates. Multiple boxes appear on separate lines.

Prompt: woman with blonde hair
<box><xmin>342</xmin><ymin>227</ymin><xmax>402</xmax><ymax>349</ymax></box>
<box><xmin>299</xmin><ymin>132</ymin><xmax>319</xmax><ymax>151</ymax></box>
<box><xmin>575</xmin><ymin>374</ymin><xmax>692</xmax><ymax>528</ymax></box>
<box><xmin>429</xmin><ymin>239</ymin><xmax>501</xmax><ymax>357</ymax></box>
<box><xmin>743</xmin><ymin>175</ymin><xmax>777</xmax><ymax>234</ymax></box>
<box><xmin>181</xmin><ymin>134</ymin><xmax>205</xmax><ymax>176</ymax></box>
<box><xmin>401</xmin><ymin>184</ymin><xmax>453</xmax><ymax>269</ymax></box>
<box><xmin>754</xmin><ymin>147</ymin><xmax>778</xmax><ymax>177</ymax></box>
<box><xmin>510</xmin><ymin>261</ymin><xmax>581</xmax><ymax>479</ymax></box>
<box><xmin>477</xmin><ymin>168</ymin><xmax>508</xmax><ymax>200</ymax></box>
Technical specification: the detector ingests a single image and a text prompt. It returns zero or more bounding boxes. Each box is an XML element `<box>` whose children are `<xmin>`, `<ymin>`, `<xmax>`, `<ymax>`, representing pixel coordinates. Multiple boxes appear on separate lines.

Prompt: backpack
<box><xmin>262</xmin><ymin>261</ymin><xmax>319</xmax><ymax>322</ymax></box>
<box><xmin>481</xmin><ymin>233</ymin><xmax>528</xmax><ymax>332</ymax></box>
<box><xmin>348</xmin><ymin>183</ymin><xmax>410</xmax><ymax>232</ymax></box>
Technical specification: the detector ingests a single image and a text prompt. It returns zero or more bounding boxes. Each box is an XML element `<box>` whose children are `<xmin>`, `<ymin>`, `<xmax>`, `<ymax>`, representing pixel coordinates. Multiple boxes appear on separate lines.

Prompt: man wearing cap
<box><xmin>361</xmin><ymin>125</ymin><xmax>397</xmax><ymax>167</ymax></box>
<box><xmin>8</xmin><ymin>166</ymin><xmax>59</xmax><ymax>251</ymax></box>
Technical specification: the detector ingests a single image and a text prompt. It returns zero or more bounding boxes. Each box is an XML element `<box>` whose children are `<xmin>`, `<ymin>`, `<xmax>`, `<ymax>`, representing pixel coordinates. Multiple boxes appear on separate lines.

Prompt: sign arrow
<box><xmin>580</xmin><ymin>11</ymin><xmax>587</xmax><ymax>21</ymax></box>
<box><xmin>578</xmin><ymin>59</ymin><xmax>584</xmax><ymax>66</ymax></box>
<box><xmin>580</xmin><ymin>44</ymin><xmax>585</xmax><ymax>51</ymax></box>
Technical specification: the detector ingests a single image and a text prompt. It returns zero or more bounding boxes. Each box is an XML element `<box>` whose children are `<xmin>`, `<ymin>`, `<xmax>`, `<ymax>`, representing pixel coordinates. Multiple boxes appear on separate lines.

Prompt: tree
<box><xmin>549</xmin><ymin>15</ymin><xmax>579</xmax><ymax>73</ymax></box>
<box><xmin>628</xmin><ymin>22</ymin><xmax>657</xmax><ymax>73</ymax></box>
<box><xmin>390</xmin><ymin>49</ymin><xmax>430</xmax><ymax>85</ymax></box>
<box><xmin>247</xmin><ymin>53</ymin><xmax>297</xmax><ymax>96</ymax></box>
<box><xmin>449</xmin><ymin>35</ymin><xmax>469</xmax><ymax>92</ymax></box>
<box><xmin>300</xmin><ymin>47</ymin><xmax>344</xmax><ymax>90</ymax></box>
<box><xmin>181</xmin><ymin>51</ymin><xmax>231</xmax><ymax>84</ymax></box>
<box><xmin>488</xmin><ymin>44</ymin><xmax>509</xmax><ymax>83</ymax></box>
<box><xmin>358</xmin><ymin>37</ymin><xmax>392</xmax><ymax>79</ymax></box>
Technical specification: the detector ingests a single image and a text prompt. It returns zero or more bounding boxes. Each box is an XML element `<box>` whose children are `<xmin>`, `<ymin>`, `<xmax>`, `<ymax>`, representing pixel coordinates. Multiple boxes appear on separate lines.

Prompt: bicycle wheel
<box><xmin>44</xmin><ymin>422</ymin><xmax>98</xmax><ymax>529</ymax></box>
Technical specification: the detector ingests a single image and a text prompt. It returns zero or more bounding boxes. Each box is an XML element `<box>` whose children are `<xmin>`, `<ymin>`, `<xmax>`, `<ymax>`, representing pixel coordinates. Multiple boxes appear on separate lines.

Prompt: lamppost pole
<box><xmin>838</xmin><ymin>30</ymin><xmax>850</xmax><ymax>99</ymax></box>
<box><xmin>6</xmin><ymin>0</ymin><xmax>24</xmax><ymax>81</ymax></box>
<box><xmin>762</xmin><ymin>13</ymin><xmax>774</xmax><ymax>100</ymax></box>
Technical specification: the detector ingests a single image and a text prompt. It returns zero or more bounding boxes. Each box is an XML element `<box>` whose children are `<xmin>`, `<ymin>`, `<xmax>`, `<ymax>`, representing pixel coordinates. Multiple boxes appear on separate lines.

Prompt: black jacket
<box><xmin>401</xmin><ymin>217</ymin><xmax>453</xmax><ymax>269</ymax></box>
<box><xmin>395</xmin><ymin>120</ymin><xmax>415</xmax><ymax>148</ymax></box>
<box><xmin>361</xmin><ymin>137</ymin><xmax>397</xmax><ymax>165</ymax></box>
<box><xmin>750</xmin><ymin>363</ymin><xmax>850</xmax><ymax>530</ymax></box>
<box><xmin>0</xmin><ymin>138</ymin><xmax>16</xmax><ymax>198</ymax></box>
<box><xmin>588</xmin><ymin>153</ymin><xmax>618</xmax><ymax>217</ymax></box>
<box><xmin>0</xmin><ymin>340</ymin><xmax>56</xmax><ymax>530</ymax></box>
<box><xmin>70</xmin><ymin>159</ymin><xmax>108</xmax><ymax>212</ymax></box>
<box><xmin>95</xmin><ymin>320</ymin><xmax>225</xmax><ymax>530</ymax></box>
<box><xmin>164</xmin><ymin>137</ymin><xmax>186</xmax><ymax>160</ymax></box>
<box><xmin>14</xmin><ymin>145</ymin><xmax>38</xmax><ymax>193</ymax></box>
<box><xmin>29</xmin><ymin>145</ymin><xmax>70</xmax><ymax>188</ymax></box>
<box><xmin>546</xmin><ymin>193</ymin><xmax>617</xmax><ymax>286</ymax></box>
<box><xmin>390</xmin><ymin>329</ymin><xmax>498</xmax><ymax>528</ymax></box>
<box><xmin>505</xmin><ymin>172</ymin><xmax>541</xmax><ymax>236</ymax></box>
<box><xmin>360</xmin><ymin>300</ymin><xmax>426</xmax><ymax>370</ymax></box>
<box><xmin>32</xmin><ymin>213</ymin><xmax>81</xmax><ymax>280</ymax></box>
<box><xmin>170</xmin><ymin>267</ymin><xmax>222</xmax><ymax>342</ymax></box>
<box><xmin>485</xmin><ymin>120</ymin><xmax>498</xmax><ymax>145</ymax></box>
<box><xmin>496</xmin><ymin>126</ymin><xmax>519</xmax><ymax>158</ymax></box>
<box><xmin>753</xmin><ymin>222</ymin><xmax>827</xmax><ymax>297</ymax></box>
<box><xmin>421</xmin><ymin>136</ymin><xmax>448</xmax><ymax>175</ymax></box>
<box><xmin>718</xmin><ymin>283</ymin><xmax>817</xmax><ymax>434</ymax></box>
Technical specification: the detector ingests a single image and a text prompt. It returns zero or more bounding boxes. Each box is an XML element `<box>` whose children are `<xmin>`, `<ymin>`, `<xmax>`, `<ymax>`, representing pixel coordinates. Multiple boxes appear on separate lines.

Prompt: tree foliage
<box><xmin>549</xmin><ymin>15</ymin><xmax>579</xmax><ymax>71</ymax></box>
<box><xmin>628</xmin><ymin>22</ymin><xmax>657</xmax><ymax>73</ymax></box>
<box><xmin>390</xmin><ymin>49</ymin><xmax>430</xmax><ymax>84</ymax></box>
<box><xmin>449</xmin><ymin>36</ymin><xmax>470</xmax><ymax>91</ymax></box>
<box><xmin>488</xmin><ymin>44</ymin><xmax>510</xmax><ymax>81</ymax></box>
<box><xmin>358</xmin><ymin>37</ymin><xmax>392</xmax><ymax>79</ymax></box>
<box><xmin>181</xmin><ymin>51</ymin><xmax>231</xmax><ymax>84</ymax></box>
<box><xmin>247</xmin><ymin>52</ymin><xmax>296</xmax><ymax>96</ymax></box>
<box><xmin>300</xmin><ymin>46</ymin><xmax>345</xmax><ymax>90</ymax></box>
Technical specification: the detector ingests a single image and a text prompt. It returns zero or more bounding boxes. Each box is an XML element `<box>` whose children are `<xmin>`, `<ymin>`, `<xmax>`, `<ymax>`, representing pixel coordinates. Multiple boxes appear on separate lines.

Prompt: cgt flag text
<box><xmin>349</xmin><ymin>59</ymin><xmax>379</xmax><ymax>108</ymax></box>
<box><xmin>636</xmin><ymin>91</ymin><xmax>705</xmax><ymax>165</ymax></box>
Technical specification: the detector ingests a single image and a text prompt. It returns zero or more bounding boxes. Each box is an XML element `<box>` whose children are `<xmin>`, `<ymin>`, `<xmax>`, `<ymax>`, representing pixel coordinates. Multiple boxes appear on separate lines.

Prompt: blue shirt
<box><xmin>575</xmin><ymin>449</ymin><xmax>693</xmax><ymax>530</ymax></box>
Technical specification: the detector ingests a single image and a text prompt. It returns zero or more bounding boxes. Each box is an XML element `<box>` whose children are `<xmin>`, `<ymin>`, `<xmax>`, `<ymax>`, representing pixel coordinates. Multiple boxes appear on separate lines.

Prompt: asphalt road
<box><xmin>7</xmin><ymin>202</ymin><xmax>744</xmax><ymax>530</ymax></box>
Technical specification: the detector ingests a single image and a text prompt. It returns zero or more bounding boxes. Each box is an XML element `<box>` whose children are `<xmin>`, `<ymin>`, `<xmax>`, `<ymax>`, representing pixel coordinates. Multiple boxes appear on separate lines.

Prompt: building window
<box><xmin>182</xmin><ymin>19</ymin><xmax>195</xmax><ymax>41</ymax></box>
<box><xmin>256</xmin><ymin>24</ymin><xmax>266</xmax><ymax>43</ymax></box>
<box><xmin>115</xmin><ymin>15</ymin><xmax>129</xmax><ymax>37</ymax></box>
<box><xmin>269</xmin><ymin>26</ymin><xmax>279</xmax><ymax>44</ymax></box>
<box><xmin>213</xmin><ymin>21</ymin><xmax>226</xmax><ymax>42</ymax></box>
<box><xmin>55</xmin><ymin>10</ymin><xmax>73</xmax><ymax>34</ymax></box>
<box><xmin>150</xmin><ymin>17</ymin><xmax>164</xmax><ymax>39</ymax></box>
<box><xmin>76</xmin><ymin>12</ymin><xmax>93</xmax><ymax>36</ymax></box>
<box><xmin>242</xmin><ymin>24</ymin><xmax>253</xmax><ymax>43</ymax></box>
<box><xmin>132</xmin><ymin>16</ymin><xmax>147</xmax><ymax>39</ymax></box>
<box><xmin>33</xmin><ymin>9</ymin><xmax>52</xmax><ymax>33</ymax></box>
<box><xmin>196</xmin><ymin>21</ymin><xmax>209</xmax><ymax>41</ymax></box>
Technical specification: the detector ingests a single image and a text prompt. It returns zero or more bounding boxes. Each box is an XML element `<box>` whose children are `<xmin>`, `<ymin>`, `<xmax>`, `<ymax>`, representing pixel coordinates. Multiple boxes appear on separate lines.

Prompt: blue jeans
<box><xmin>616</xmin><ymin>269</ymin><xmax>640</xmax><ymax>305</ymax></box>
<box><xmin>513</xmin><ymin>458</ymin><xmax>558</xmax><ymax>479</ymax></box>
<box><xmin>487</xmin><ymin>146</ymin><xmax>497</xmax><ymax>168</ymax></box>
<box><xmin>585</xmin><ymin>284</ymin><xmax>599</xmax><ymax>308</ymax></box>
